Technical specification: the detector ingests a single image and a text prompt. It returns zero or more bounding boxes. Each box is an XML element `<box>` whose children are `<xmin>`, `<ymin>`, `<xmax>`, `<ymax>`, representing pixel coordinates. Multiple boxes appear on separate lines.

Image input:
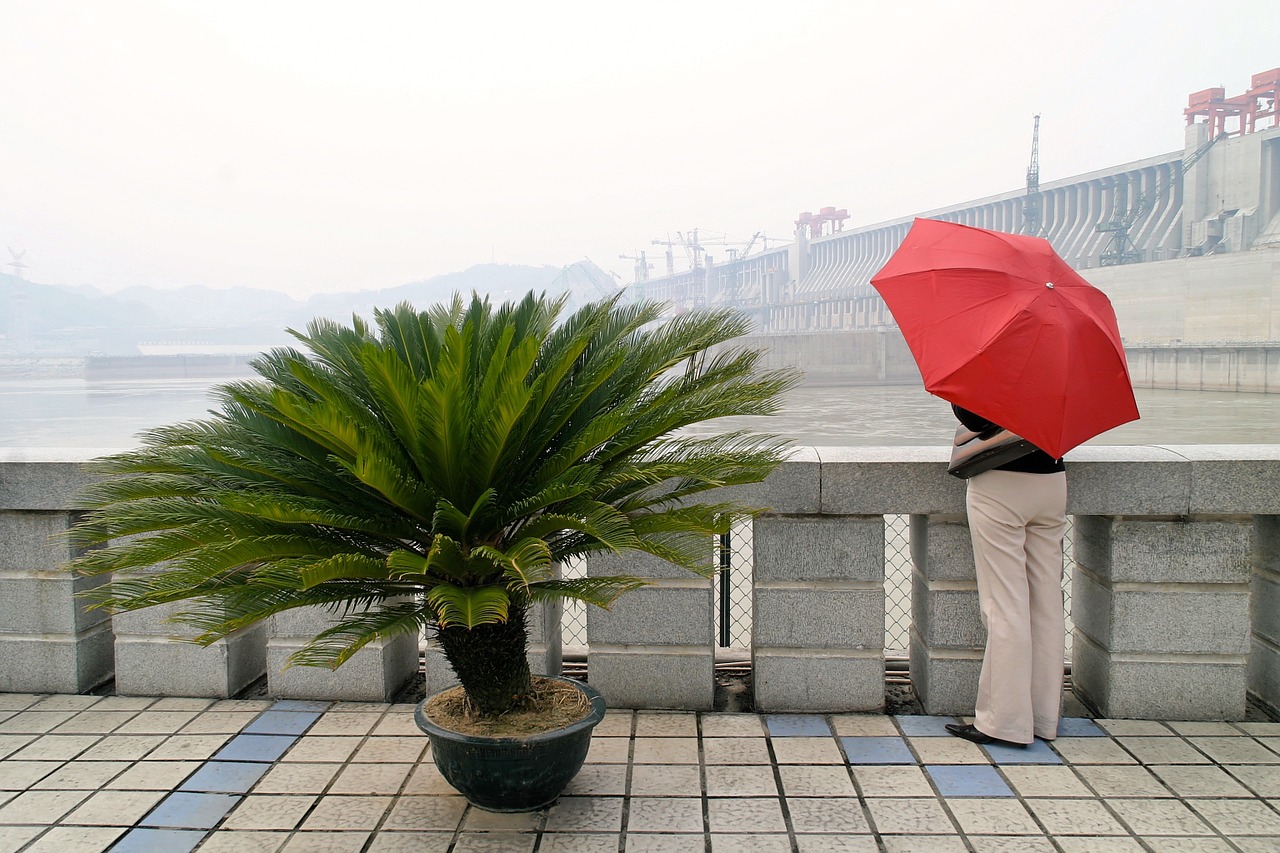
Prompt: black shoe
<box><xmin>945</xmin><ymin>723</ymin><xmax>1029</xmax><ymax>748</ymax></box>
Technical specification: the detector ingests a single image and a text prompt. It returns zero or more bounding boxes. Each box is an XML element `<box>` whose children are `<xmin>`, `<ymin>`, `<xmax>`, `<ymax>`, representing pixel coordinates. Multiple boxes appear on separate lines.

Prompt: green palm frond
<box><xmin>67</xmin><ymin>288</ymin><xmax>798</xmax><ymax>711</ymax></box>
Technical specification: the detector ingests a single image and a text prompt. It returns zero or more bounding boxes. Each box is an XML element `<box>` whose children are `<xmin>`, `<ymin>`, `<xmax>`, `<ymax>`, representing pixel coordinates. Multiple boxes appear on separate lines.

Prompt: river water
<box><xmin>2</xmin><ymin>376</ymin><xmax>1277</xmax><ymax>449</ymax></box>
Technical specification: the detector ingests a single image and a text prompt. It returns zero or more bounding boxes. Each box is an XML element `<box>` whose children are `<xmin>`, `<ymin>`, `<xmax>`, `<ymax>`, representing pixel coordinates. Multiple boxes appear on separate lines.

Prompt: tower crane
<box><xmin>1022</xmin><ymin>115</ymin><xmax>1043</xmax><ymax>236</ymax></box>
<box><xmin>1096</xmin><ymin>130</ymin><xmax>1224</xmax><ymax>265</ymax></box>
<box><xmin>618</xmin><ymin>251</ymin><xmax>652</xmax><ymax>283</ymax></box>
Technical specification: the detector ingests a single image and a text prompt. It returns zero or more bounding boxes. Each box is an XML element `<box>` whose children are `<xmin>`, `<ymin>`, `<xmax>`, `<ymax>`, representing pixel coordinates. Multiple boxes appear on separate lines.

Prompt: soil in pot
<box><xmin>423</xmin><ymin>676</ymin><xmax>591</xmax><ymax>736</ymax></box>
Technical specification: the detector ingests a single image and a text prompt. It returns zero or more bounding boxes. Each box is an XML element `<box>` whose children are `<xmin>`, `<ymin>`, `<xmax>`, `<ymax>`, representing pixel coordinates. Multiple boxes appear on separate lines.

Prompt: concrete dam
<box><xmin>639</xmin><ymin>68</ymin><xmax>1280</xmax><ymax>392</ymax></box>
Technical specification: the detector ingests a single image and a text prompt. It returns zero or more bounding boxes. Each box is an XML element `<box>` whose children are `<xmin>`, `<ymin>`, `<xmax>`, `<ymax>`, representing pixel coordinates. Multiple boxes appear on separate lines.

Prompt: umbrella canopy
<box><xmin>870</xmin><ymin>218</ymin><xmax>1139</xmax><ymax>459</ymax></box>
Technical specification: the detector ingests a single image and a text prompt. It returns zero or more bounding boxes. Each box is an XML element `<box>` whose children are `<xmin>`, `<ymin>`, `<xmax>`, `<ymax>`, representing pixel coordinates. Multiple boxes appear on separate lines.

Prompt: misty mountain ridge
<box><xmin>2</xmin><ymin>261</ymin><xmax>623</xmax><ymax>356</ymax></box>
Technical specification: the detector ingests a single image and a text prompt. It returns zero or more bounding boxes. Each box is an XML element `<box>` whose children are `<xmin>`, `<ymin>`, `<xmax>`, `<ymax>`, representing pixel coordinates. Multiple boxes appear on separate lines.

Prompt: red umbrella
<box><xmin>870</xmin><ymin>218</ymin><xmax>1139</xmax><ymax>459</ymax></box>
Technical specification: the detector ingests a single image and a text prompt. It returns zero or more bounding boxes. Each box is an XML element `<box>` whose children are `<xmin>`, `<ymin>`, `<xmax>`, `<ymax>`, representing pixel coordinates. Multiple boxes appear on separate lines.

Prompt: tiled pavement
<box><xmin>2</xmin><ymin>692</ymin><xmax>1280</xmax><ymax>852</ymax></box>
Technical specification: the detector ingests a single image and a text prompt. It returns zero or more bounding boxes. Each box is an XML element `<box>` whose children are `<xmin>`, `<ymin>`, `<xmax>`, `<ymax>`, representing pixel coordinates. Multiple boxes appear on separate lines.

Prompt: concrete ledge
<box><xmin>1072</xmin><ymin>630</ymin><xmax>1247</xmax><ymax>720</ymax></box>
<box><xmin>753</xmin><ymin>516</ymin><xmax>884</xmax><ymax>582</ymax></box>
<box><xmin>113</xmin><ymin>624</ymin><xmax>267</xmax><ymax>698</ymax></box>
<box><xmin>0</xmin><ymin>622</ymin><xmax>114</xmax><ymax>694</ymax></box>
<box><xmin>587</xmin><ymin>647</ymin><xmax>714</xmax><ymax>710</ymax></box>
<box><xmin>909</xmin><ymin>632</ymin><xmax>981</xmax><ymax>716</ymax></box>
<box><xmin>267</xmin><ymin>637</ymin><xmax>418</xmax><ymax>702</ymax></box>
<box><xmin>752</xmin><ymin>648</ymin><xmax>884</xmax><ymax>712</ymax></box>
<box><xmin>753</xmin><ymin>587</ymin><xmax>883</xmax><ymax>648</ymax></box>
<box><xmin>818</xmin><ymin>447</ymin><xmax>963</xmax><ymax>515</ymax></box>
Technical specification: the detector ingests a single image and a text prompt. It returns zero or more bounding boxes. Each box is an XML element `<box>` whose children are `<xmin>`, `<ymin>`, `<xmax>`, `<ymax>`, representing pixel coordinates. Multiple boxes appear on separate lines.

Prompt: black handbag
<box><xmin>947</xmin><ymin>423</ymin><xmax>1037</xmax><ymax>479</ymax></box>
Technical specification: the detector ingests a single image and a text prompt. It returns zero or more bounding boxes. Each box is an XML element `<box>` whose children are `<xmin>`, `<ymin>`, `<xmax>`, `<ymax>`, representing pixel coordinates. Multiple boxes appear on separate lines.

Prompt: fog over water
<box><xmin>3</xmin><ymin>378</ymin><xmax>1276</xmax><ymax>451</ymax></box>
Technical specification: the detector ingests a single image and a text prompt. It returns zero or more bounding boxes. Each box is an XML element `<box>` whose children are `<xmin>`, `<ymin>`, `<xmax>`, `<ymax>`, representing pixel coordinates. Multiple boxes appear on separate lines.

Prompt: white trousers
<box><xmin>966</xmin><ymin>469</ymin><xmax>1068</xmax><ymax>743</ymax></box>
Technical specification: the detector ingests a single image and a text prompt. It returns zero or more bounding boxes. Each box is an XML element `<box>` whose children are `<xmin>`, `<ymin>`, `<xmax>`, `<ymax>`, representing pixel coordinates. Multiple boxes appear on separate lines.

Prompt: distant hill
<box><xmin>1</xmin><ymin>261</ymin><xmax>625</xmax><ymax>357</ymax></box>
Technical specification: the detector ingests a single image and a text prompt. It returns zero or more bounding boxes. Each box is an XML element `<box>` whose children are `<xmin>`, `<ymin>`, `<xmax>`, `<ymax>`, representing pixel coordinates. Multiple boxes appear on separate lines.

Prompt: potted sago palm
<box><xmin>68</xmin><ymin>290</ymin><xmax>796</xmax><ymax>811</ymax></box>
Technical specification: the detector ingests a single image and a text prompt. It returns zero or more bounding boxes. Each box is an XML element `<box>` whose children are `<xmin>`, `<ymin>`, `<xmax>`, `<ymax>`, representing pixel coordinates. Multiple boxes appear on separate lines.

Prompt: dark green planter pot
<box><xmin>414</xmin><ymin>675</ymin><xmax>607</xmax><ymax>812</ymax></box>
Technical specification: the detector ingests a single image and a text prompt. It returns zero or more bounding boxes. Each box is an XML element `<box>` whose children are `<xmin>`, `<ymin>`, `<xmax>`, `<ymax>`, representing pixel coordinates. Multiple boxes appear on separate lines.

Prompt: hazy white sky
<box><xmin>3</xmin><ymin>0</ymin><xmax>1277</xmax><ymax>297</ymax></box>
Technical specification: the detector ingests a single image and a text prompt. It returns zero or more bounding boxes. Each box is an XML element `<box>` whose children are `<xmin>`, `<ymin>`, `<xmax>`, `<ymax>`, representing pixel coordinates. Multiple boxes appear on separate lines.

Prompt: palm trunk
<box><xmin>435</xmin><ymin>606</ymin><xmax>535</xmax><ymax>717</ymax></box>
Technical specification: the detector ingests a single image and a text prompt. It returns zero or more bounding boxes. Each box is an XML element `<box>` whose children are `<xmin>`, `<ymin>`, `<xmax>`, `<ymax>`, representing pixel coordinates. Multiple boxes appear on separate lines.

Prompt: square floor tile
<box><xmin>894</xmin><ymin>715</ymin><xmax>956</xmax><ymax>737</ymax></box>
<box><xmin>864</xmin><ymin>797</ymin><xmax>953</xmax><ymax>834</ymax></box>
<box><xmin>1025</xmin><ymin>798</ymin><xmax>1128</xmax><ymax>836</ymax></box>
<box><xmin>304</xmin><ymin>795</ymin><xmax>398</xmax><ymax>831</ymax></box>
<box><xmin>1189</xmin><ymin>737</ymin><xmax>1280</xmax><ymax>764</ymax></box>
<box><xmin>1117</xmin><ymin>736</ymin><xmax>1210</xmax><ymax>765</ymax></box>
<box><xmin>107</xmin><ymin>827</ymin><xmax>208</xmax><ymax>853</ymax></box>
<box><xmin>853</xmin><ymin>765</ymin><xmax>934</xmax><ymax>797</ymax></box>
<box><xmin>212</xmin><ymin>734</ymin><xmax>298</xmax><ymax>763</ymax></box>
<box><xmin>947</xmin><ymin>798</ymin><xmax>1041</xmax><ymax>835</ymax></box>
<box><xmin>840</xmin><ymin>736</ymin><xmax>916</xmax><ymax>765</ymax></box>
<box><xmin>706</xmin><ymin>797</ymin><xmax>786</xmax><ymax>833</ymax></box>
<box><xmin>634</xmin><ymin>711</ymin><xmax>698</xmax><ymax>738</ymax></box>
<box><xmin>140</xmin><ymin>792</ymin><xmax>239</xmax><ymax>829</ymax></box>
<box><xmin>179</xmin><ymin>761</ymin><xmax>270</xmax><ymax>794</ymax></box>
<box><xmin>626</xmin><ymin>796</ymin><xmax>703</xmax><ymax>833</ymax></box>
<box><xmin>1056</xmin><ymin>718</ymin><xmax>1106</xmax><ymax>737</ymax></box>
<box><xmin>765</xmin><ymin>715</ymin><xmax>831</xmax><ymax>737</ymax></box>
<box><xmin>269</xmin><ymin>700</ymin><xmax>331</xmax><ymax>713</ymax></box>
<box><xmin>771</xmin><ymin>736</ymin><xmax>844</xmax><ymax>764</ymax></box>
<box><xmin>19</xmin><ymin>825</ymin><xmax>128</xmax><ymax>852</ymax></box>
<box><xmin>702</xmin><ymin>737</ymin><xmax>769</xmax><ymax>765</ymax></box>
<box><xmin>243</xmin><ymin>711</ymin><xmax>323</xmax><ymax>736</ymax></box>
<box><xmin>701</xmin><ymin>715</ymin><xmax>765</xmax><ymax>737</ymax></box>
<box><xmin>705</xmin><ymin>764</ymin><xmax>778</xmax><ymax>797</ymax></box>
<box><xmin>62</xmin><ymin>789</ymin><xmax>167</xmax><ymax>826</ymax></box>
<box><xmin>220</xmin><ymin>794</ymin><xmax>317</xmax><ymax>831</ymax></box>
<box><xmin>786</xmin><ymin>797</ymin><xmax>870</xmax><ymax>833</ymax></box>
<box><xmin>926</xmin><ymin>764</ymin><xmax>1014</xmax><ymax>797</ymax></box>
<box><xmin>1152</xmin><ymin>765</ymin><xmax>1254</xmax><ymax>798</ymax></box>
<box><xmin>985</xmin><ymin>739</ymin><xmax>1062</xmax><ymax>764</ymax></box>
<box><xmin>1075</xmin><ymin>765</ymin><xmax>1172</xmax><ymax>798</ymax></box>
<box><xmin>628</xmin><ymin>764</ymin><xmax>701</xmax><ymax>797</ymax></box>
<box><xmin>1001</xmin><ymin>765</ymin><xmax>1093</xmax><ymax>798</ymax></box>
<box><xmin>907</xmin><ymin>736</ymin><xmax>987</xmax><ymax>765</ymax></box>
<box><xmin>107</xmin><ymin>761</ymin><xmax>202</xmax><ymax>792</ymax></box>
<box><xmin>777</xmin><ymin>764</ymin><xmax>856</xmax><ymax>798</ymax></box>
<box><xmin>831</xmin><ymin>715</ymin><xmax>899</xmax><ymax>737</ymax></box>
<box><xmin>1189</xmin><ymin>798</ymin><xmax>1280</xmax><ymax>836</ymax></box>
<box><xmin>1106</xmin><ymin>798</ymin><xmax>1213</xmax><ymax>836</ymax></box>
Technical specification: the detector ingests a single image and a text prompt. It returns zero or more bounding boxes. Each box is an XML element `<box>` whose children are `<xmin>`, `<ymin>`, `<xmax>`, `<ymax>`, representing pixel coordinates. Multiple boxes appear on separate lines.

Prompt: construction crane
<box><xmin>618</xmin><ymin>251</ymin><xmax>652</xmax><ymax>283</ymax></box>
<box><xmin>1022</xmin><ymin>115</ymin><xmax>1043</xmax><ymax>236</ymax></box>
<box><xmin>651</xmin><ymin>231</ymin><xmax>706</xmax><ymax>274</ymax></box>
<box><xmin>1096</xmin><ymin>131</ymin><xmax>1224</xmax><ymax>265</ymax></box>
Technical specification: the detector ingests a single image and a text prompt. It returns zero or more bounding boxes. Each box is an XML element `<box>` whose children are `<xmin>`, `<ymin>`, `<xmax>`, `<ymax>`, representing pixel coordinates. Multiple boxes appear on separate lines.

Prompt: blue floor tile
<box><xmin>1056</xmin><ymin>717</ymin><xmax>1105</xmax><ymax>737</ymax></box>
<box><xmin>984</xmin><ymin>738</ymin><xmax>1062</xmax><ymax>764</ymax></box>
<box><xmin>179</xmin><ymin>761</ymin><xmax>269</xmax><ymax>794</ymax></box>
<box><xmin>840</xmin><ymin>736</ymin><xmax>916</xmax><ymax>764</ymax></box>
<box><xmin>243</xmin><ymin>710</ymin><xmax>323</xmax><ymax>736</ymax></box>
<box><xmin>927</xmin><ymin>764</ymin><xmax>1014</xmax><ymax>797</ymax></box>
<box><xmin>140</xmin><ymin>792</ymin><xmax>239</xmax><ymax>829</ymax></box>
<box><xmin>895</xmin><ymin>715</ymin><xmax>957</xmax><ymax>737</ymax></box>
<box><xmin>108</xmin><ymin>828</ymin><xmax>207</xmax><ymax>853</ymax></box>
<box><xmin>765</xmin><ymin>715</ymin><xmax>832</xmax><ymax>737</ymax></box>
<box><xmin>270</xmin><ymin>699</ymin><xmax>331</xmax><ymax>712</ymax></box>
<box><xmin>211</xmin><ymin>734</ymin><xmax>298</xmax><ymax>763</ymax></box>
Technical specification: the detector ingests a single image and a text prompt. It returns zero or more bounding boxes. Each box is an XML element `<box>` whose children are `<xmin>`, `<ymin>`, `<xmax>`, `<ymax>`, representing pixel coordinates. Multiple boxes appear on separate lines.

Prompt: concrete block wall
<box><xmin>586</xmin><ymin>549</ymin><xmax>715</xmax><ymax>710</ymax></box>
<box><xmin>111</xmin><ymin>600</ymin><xmax>266</xmax><ymax>698</ymax></box>
<box><xmin>4</xmin><ymin>447</ymin><xmax>1280</xmax><ymax>722</ymax></box>
<box><xmin>752</xmin><ymin>515</ymin><xmax>886</xmax><ymax>711</ymax></box>
<box><xmin>908</xmin><ymin>513</ymin><xmax>984</xmax><ymax>715</ymax></box>
<box><xmin>0</xmin><ymin>453</ymin><xmax>115</xmax><ymax>693</ymax></box>
<box><xmin>267</xmin><ymin>606</ymin><xmax>419</xmax><ymax>702</ymax></box>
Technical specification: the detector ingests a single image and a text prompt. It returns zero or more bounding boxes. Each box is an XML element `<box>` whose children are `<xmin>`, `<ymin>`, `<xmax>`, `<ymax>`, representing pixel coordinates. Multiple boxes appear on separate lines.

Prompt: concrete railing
<box><xmin>3</xmin><ymin>447</ymin><xmax>1278</xmax><ymax>721</ymax></box>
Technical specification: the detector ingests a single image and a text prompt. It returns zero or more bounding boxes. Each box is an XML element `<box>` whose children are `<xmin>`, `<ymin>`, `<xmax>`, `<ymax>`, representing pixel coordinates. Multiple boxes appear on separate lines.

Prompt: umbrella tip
<box><xmin>1045</xmin><ymin>282</ymin><xmax>1054</xmax><ymax>288</ymax></box>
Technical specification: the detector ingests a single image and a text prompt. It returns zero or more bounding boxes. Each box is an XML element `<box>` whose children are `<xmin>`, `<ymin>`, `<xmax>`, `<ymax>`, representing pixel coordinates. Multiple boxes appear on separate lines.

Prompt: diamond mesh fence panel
<box><xmin>561</xmin><ymin>515</ymin><xmax>1077</xmax><ymax>660</ymax></box>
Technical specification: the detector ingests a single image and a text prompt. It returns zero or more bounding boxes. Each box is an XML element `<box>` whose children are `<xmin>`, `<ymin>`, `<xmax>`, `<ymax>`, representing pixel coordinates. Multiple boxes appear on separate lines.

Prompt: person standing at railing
<box><xmin>945</xmin><ymin>404</ymin><xmax>1067</xmax><ymax>748</ymax></box>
